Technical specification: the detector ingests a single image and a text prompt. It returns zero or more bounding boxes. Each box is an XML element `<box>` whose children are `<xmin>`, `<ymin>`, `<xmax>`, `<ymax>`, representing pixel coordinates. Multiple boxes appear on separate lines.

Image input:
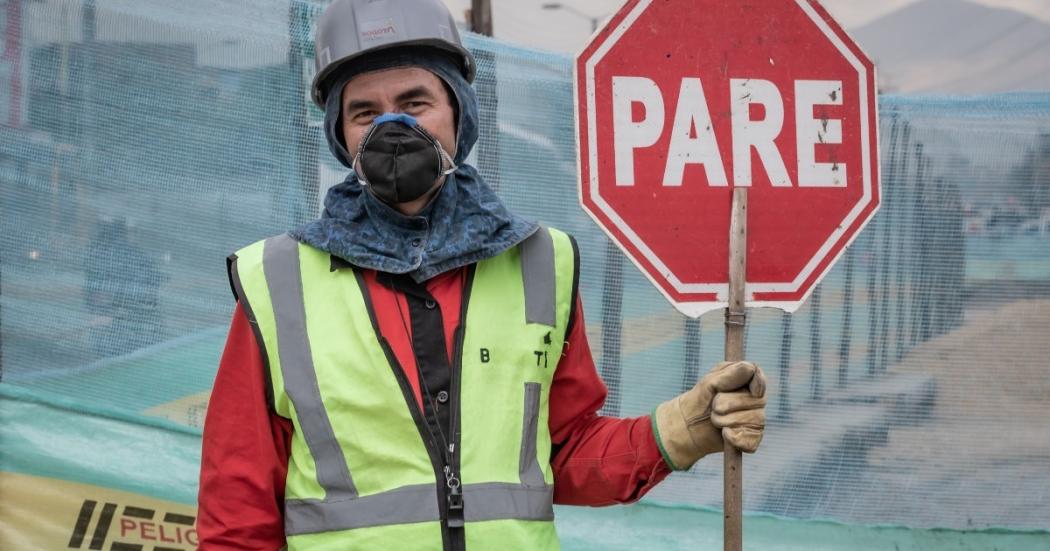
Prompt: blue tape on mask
<box><xmin>372</xmin><ymin>112</ymin><xmax>419</xmax><ymax>127</ymax></box>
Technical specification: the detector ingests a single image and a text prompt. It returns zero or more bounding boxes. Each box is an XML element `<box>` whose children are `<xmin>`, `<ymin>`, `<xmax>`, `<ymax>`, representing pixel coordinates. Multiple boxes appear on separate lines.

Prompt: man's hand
<box><xmin>653</xmin><ymin>361</ymin><xmax>767</xmax><ymax>471</ymax></box>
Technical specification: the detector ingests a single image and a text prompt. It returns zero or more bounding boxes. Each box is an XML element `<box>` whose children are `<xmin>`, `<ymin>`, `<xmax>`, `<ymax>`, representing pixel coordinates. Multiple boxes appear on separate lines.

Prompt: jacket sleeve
<box><xmin>549</xmin><ymin>296</ymin><xmax>672</xmax><ymax>506</ymax></box>
<box><xmin>197</xmin><ymin>303</ymin><xmax>292</xmax><ymax>550</ymax></box>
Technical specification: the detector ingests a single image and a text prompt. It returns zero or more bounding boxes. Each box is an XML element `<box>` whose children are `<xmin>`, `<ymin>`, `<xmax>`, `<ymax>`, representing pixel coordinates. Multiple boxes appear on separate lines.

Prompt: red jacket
<box><xmin>197</xmin><ymin>266</ymin><xmax>670</xmax><ymax>549</ymax></box>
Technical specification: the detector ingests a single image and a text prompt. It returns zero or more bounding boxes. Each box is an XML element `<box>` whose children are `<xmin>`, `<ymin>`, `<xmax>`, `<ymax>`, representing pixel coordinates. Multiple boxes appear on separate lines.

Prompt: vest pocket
<box><xmin>519</xmin><ymin>382</ymin><xmax>546</xmax><ymax>487</ymax></box>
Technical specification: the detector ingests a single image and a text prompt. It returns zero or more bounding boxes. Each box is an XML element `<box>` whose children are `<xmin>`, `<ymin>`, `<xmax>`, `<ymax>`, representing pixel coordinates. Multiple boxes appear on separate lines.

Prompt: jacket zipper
<box><xmin>446</xmin><ymin>266</ymin><xmax>475</xmax><ymax>551</ymax></box>
<box><xmin>445</xmin><ymin>324</ymin><xmax>466</xmax><ymax>550</ymax></box>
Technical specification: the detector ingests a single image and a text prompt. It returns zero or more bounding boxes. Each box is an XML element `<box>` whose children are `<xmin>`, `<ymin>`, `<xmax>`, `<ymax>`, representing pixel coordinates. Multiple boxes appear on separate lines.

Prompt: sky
<box><xmin>822</xmin><ymin>0</ymin><xmax>928</xmax><ymax>27</ymax></box>
<box><xmin>823</xmin><ymin>0</ymin><xmax>1050</xmax><ymax>26</ymax></box>
<box><xmin>441</xmin><ymin>0</ymin><xmax>1050</xmax><ymax>54</ymax></box>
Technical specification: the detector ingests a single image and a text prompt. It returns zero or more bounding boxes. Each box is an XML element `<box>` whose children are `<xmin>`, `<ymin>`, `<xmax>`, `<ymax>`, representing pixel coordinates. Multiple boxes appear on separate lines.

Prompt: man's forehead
<box><xmin>342</xmin><ymin>66</ymin><xmax>446</xmax><ymax>103</ymax></box>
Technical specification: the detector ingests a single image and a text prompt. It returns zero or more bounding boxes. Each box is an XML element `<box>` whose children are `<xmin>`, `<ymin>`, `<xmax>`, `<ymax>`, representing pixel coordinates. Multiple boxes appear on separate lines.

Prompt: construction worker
<box><xmin>197</xmin><ymin>0</ymin><xmax>767</xmax><ymax>548</ymax></box>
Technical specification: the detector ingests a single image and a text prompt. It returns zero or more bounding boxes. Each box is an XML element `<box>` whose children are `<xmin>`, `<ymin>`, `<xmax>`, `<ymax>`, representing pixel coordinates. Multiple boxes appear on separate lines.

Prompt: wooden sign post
<box><xmin>723</xmin><ymin>188</ymin><xmax>748</xmax><ymax>551</ymax></box>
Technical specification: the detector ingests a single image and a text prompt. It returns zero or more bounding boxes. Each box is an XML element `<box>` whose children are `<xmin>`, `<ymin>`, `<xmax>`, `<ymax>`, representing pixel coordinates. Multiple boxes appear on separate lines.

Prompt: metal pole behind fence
<box><xmin>599</xmin><ymin>241</ymin><xmax>624</xmax><ymax>416</ymax></box>
<box><xmin>917</xmin><ymin>157</ymin><xmax>934</xmax><ymax>343</ymax></box>
<box><xmin>473</xmin><ymin>48</ymin><xmax>501</xmax><ymax>192</ymax></box>
<box><xmin>930</xmin><ymin>179</ymin><xmax>945</xmax><ymax>337</ymax></box>
<box><xmin>808</xmin><ymin>286</ymin><xmax>823</xmax><ymax>400</ymax></box>
<box><xmin>682</xmin><ymin>317</ymin><xmax>702</xmax><ymax>392</ymax></box>
<box><xmin>777</xmin><ymin>311</ymin><xmax>794</xmax><ymax>420</ymax></box>
<box><xmin>837</xmin><ymin>247</ymin><xmax>855</xmax><ymax>388</ymax></box>
<box><xmin>877</xmin><ymin>196</ymin><xmax>894</xmax><ymax>374</ymax></box>
<box><xmin>470</xmin><ymin>0</ymin><xmax>494</xmax><ymax>36</ymax></box>
<box><xmin>879</xmin><ymin>119</ymin><xmax>909</xmax><ymax>371</ymax></box>
<box><xmin>872</xmin><ymin>116</ymin><xmax>901</xmax><ymax>374</ymax></box>
<box><xmin>289</xmin><ymin>0</ymin><xmax>318</xmax><ymax>225</ymax></box>
<box><xmin>894</xmin><ymin>123</ymin><xmax>913</xmax><ymax>361</ymax></box>
<box><xmin>865</xmin><ymin>226</ymin><xmax>879</xmax><ymax>377</ymax></box>
<box><xmin>909</xmin><ymin>145</ymin><xmax>927</xmax><ymax>347</ymax></box>
<box><xmin>946</xmin><ymin>181</ymin><xmax>965</xmax><ymax>331</ymax></box>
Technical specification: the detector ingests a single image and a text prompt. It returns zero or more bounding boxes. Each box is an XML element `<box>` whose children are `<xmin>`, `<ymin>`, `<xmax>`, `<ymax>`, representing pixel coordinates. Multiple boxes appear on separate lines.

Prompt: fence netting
<box><xmin>2</xmin><ymin>0</ymin><xmax>1049</xmax><ymax>546</ymax></box>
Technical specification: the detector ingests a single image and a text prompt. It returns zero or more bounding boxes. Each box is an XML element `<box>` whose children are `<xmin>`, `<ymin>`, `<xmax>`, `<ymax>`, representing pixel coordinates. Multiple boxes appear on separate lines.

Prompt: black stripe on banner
<box><xmin>122</xmin><ymin>506</ymin><xmax>155</xmax><ymax>519</ymax></box>
<box><xmin>67</xmin><ymin>500</ymin><xmax>97</xmax><ymax>548</ymax></box>
<box><xmin>162</xmin><ymin>512</ymin><xmax>196</xmax><ymax>526</ymax></box>
<box><xmin>109</xmin><ymin>543</ymin><xmax>143</xmax><ymax>551</ymax></box>
<box><xmin>88</xmin><ymin>503</ymin><xmax>116</xmax><ymax>550</ymax></box>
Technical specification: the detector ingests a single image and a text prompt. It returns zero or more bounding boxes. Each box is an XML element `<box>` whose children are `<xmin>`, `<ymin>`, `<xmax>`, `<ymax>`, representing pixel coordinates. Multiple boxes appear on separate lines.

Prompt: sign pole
<box><xmin>723</xmin><ymin>187</ymin><xmax>748</xmax><ymax>551</ymax></box>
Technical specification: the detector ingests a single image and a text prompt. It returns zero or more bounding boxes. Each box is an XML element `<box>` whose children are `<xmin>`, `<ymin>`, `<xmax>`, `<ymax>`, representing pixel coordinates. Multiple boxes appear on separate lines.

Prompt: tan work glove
<box><xmin>653</xmin><ymin>361</ymin><xmax>767</xmax><ymax>471</ymax></box>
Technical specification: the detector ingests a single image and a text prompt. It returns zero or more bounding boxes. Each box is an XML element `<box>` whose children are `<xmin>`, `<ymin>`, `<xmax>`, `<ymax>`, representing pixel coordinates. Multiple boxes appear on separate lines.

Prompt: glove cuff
<box><xmin>651</xmin><ymin>405</ymin><xmax>683</xmax><ymax>471</ymax></box>
<box><xmin>653</xmin><ymin>397</ymin><xmax>709</xmax><ymax>471</ymax></box>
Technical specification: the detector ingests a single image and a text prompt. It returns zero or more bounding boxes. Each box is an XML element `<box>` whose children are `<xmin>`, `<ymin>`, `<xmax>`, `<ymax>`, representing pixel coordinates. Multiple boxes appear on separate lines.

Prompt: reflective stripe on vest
<box><xmin>262</xmin><ymin>236</ymin><xmax>357</xmax><ymax>503</ymax></box>
<box><xmin>520</xmin><ymin>227</ymin><xmax>556</xmax><ymax>326</ymax></box>
<box><xmin>232</xmin><ymin>228</ymin><xmax>573</xmax><ymax>539</ymax></box>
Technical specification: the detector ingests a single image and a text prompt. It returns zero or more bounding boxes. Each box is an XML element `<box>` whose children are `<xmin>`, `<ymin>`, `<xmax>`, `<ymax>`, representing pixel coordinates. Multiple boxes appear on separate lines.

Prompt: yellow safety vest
<box><xmin>228</xmin><ymin>227</ymin><xmax>577</xmax><ymax>550</ymax></box>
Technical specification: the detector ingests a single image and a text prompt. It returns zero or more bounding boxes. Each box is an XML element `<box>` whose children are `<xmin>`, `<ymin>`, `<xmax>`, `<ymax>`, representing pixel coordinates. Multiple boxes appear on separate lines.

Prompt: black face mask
<box><xmin>353</xmin><ymin>113</ymin><xmax>456</xmax><ymax>205</ymax></box>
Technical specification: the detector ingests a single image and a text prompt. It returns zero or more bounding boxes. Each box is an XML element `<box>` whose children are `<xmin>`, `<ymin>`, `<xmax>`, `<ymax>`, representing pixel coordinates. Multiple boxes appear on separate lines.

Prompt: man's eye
<box><xmin>353</xmin><ymin>111</ymin><xmax>377</xmax><ymax>123</ymax></box>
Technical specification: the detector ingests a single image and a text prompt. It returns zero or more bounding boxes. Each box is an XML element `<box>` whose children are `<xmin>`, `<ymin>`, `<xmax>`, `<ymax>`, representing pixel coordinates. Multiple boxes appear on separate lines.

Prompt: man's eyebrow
<box><xmin>344</xmin><ymin>86</ymin><xmax>437</xmax><ymax>115</ymax></box>
<box><xmin>394</xmin><ymin>86</ymin><xmax>436</xmax><ymax>104</ymax></box>
<box><xmin>344</xmin><ymin>98</ymin><xmax>379</xmax><ymax>115</ymax></box>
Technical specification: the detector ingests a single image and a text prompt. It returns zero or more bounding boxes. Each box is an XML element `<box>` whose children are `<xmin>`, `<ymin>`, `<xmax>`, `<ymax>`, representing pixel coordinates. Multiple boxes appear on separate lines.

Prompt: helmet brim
<box><xmin>310</xmin><ymin>39</ymin><xmax>476</xmax><ymax>108</ymax></box>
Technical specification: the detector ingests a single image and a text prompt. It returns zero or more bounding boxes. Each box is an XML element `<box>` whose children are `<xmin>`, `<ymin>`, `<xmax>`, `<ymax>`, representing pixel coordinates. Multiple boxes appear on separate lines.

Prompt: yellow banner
<box><xmin>0</xmin><ymin>471</ymin><xmax>199</xmax><ymax>550</ymax></box>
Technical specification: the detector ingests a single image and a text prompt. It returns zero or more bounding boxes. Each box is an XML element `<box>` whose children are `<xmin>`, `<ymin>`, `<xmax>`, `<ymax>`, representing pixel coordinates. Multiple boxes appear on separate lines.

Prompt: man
<box><xmin>197</xmin><ymin>0</ymin><xmax>767</xmax><ymax>549</ymax></box>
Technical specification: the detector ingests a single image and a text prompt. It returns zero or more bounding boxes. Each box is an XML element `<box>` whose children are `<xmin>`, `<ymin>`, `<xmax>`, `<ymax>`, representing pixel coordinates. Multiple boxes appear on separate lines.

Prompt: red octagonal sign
<box><xmin>576</xmin><ymin>0</ymin><xmax>880</xmax><ymax>317</ymax></box>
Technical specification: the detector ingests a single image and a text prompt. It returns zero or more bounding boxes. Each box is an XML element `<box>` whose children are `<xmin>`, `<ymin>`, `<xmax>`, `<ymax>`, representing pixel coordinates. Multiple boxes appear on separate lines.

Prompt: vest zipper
<box><xmin>446</xmin><ymin>324</ymin><xmax>467</xmax><ymax>550</ymax></box>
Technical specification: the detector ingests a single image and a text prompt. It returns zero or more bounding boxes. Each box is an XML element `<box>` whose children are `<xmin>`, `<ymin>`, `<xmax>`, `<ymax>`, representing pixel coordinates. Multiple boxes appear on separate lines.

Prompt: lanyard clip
<box><xmin>446</xmin><ymin>485</ymin><xmax>465</xmax><ymax>528</ymax></box>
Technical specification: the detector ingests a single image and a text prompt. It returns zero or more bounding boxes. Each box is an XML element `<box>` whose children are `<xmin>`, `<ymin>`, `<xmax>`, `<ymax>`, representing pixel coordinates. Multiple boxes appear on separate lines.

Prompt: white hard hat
<box><xmin>311</xmin><ymin>0</ymin><xmax>476</xmax><ymax>108</ymax></box>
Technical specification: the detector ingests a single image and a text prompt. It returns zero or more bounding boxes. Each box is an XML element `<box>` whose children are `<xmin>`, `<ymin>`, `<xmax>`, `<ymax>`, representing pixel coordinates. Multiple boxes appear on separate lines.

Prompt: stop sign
<box><xmin>575</xmin><ymin>0</ymin><xmax>880</xmax><ymax>317</ymax></box>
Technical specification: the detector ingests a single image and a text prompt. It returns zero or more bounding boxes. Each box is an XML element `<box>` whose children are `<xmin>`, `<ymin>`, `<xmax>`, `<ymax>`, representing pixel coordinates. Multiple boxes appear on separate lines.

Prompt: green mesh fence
<box><xmin>1</xmin><ymin>0</ymin><xmax>1049</xmax><ymax>548</ymax></box>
